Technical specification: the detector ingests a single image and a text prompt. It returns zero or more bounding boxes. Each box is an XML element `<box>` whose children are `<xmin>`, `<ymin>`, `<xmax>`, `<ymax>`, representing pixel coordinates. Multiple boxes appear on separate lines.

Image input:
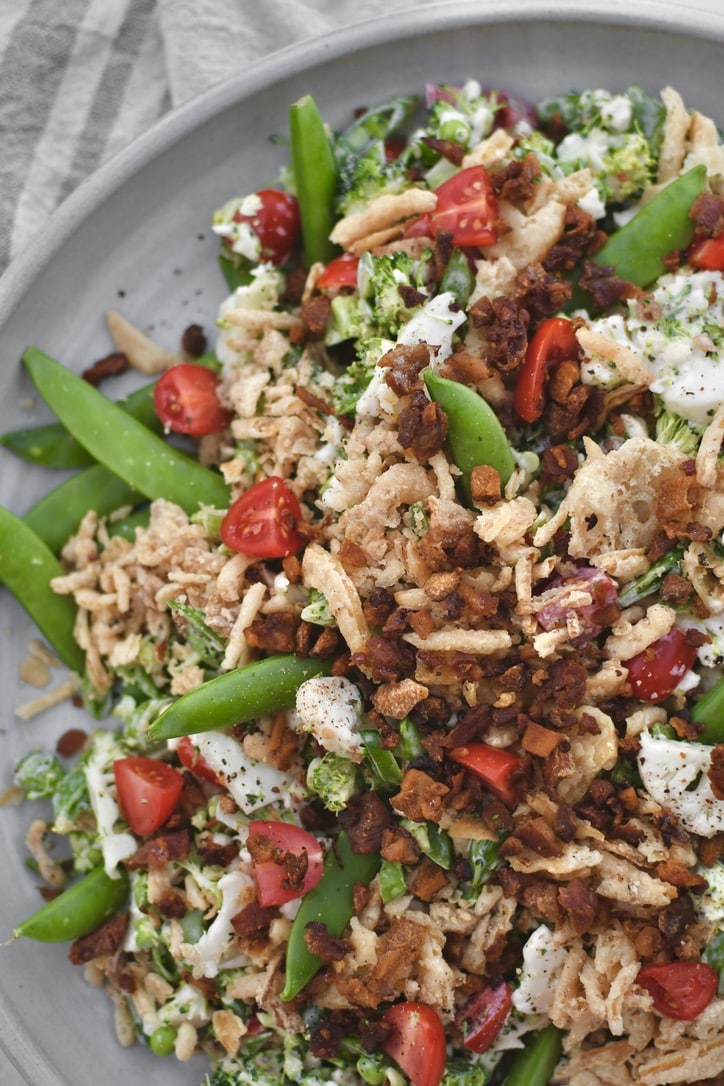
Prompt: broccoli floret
<box><xmin>52</xmin><ymin>764</ymin><xmax>92</xmax><ymax>829</ymax></box>
<box><xmin>335</xmin><ymin>142</ymin><xmax>411</xmax><ymax>217</ymax></box>
<box><xmin>537</xmin><ymin>86</ymin><xmax>665</xmax><ymax>205</ymax></box>
<box><xmin>408</xmin><ymin>80</ymin><xmax>500</xmax><ymax>185</ymax></box>
<box><xmin>331</xmin><ymin>336</ymin><xmax>395</xmax><ymax>416</ymax></box>
<box><xmin>306</xmin><ymin>752</ymin><xmax>360</xmax><ymax>812</ymax></box>
<box><xmin>300</xmin><ymin>588</ymin><xmax>337</xmax><ymax>627</ymax></box>
<box><xmin>358</xmin><ymin>248</ymin><xmax>434</xmax><ymax>339</ymax></box>
<box><xmin>655</xmin><ymin>405</ymin><xmax>704</xmax><ymax>455</ymax></box>
<box><xmin>14</xmin><ymin>750</ymin><xmax>66</xmax><ymax>799</ymax></box>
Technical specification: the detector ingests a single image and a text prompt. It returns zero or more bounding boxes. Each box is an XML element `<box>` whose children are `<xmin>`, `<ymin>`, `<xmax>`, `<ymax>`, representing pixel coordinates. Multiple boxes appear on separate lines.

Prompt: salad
<box><xmin>4</xmin><ymin>77</ymin><xmax>724</xmax><ymax>1086</ymax></box>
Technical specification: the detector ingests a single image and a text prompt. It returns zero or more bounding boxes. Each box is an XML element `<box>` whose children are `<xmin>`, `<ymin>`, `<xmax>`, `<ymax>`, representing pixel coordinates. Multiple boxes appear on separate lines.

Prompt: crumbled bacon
<box><xmin>397</xmin><ymin>390</ymin><xmax>449</xmax><ymax>463</ymax></box>
<box><xmin>244</xmin><ymin>611</ymin><xmax>300</xmax><ymax>653</ymax></box>
<box><xmin>301</xmin><ymin>293</ymin><xmax>331</xmax><ymax>337</ymax></box>
<box><xmin>514</xmin><ymin>261</ymin><xmax>572</xmax><ymax>323</ymax></box>
<box><xmin>338</xmin><ymin>791</ymin><xmax>393</xmax><ymax>854</ymax></box>
<box><xmin>231</xmin><ymin>902</ymin><xmax>277</xmax><ymax>940</ymax></box>
<box><xmin>69</xmin><ymin>912</ymin><xmax>128</xmax><ymax>965</ymax></box>
<box><xmin>181</xmin><ymin>323</ymin><xmax>208</xmax><ymax>357</ymax></box>
<box><xmin>689</xmin><ymin>191</ymin><xmax>724</xmax><ymax>238</ymax></box>
<box><xmin>558</xmin><ymin>878</ymin><xmax>597</xmax><ymax>935</ymax></box>
<box><xmin>489</xmin><ymin>152</ymin><xmax>541</xmax><ymax>205</ymax></box>
<box><xmin>380</xmin><ymin>342</ymin><xmax>430</xmax><ymax>395</ymax></box>
<box><xmin>391</xmin><ymin>768</ymin><xmax>450</xmax><ymax>823</ymax></box>
<box><xmin>82</xmin><ymin>351</ymin><xmax>129</xmax><ymax>387</ymax></box>
<box><xmin>304</xmin><ymin>921</ymin><xmax>349</xmax><ymax>962</ymax></box>
<box><xmin>124</xmin><ymin>829</ymin><xmax>190</xmax><ymax>870</ymax></box>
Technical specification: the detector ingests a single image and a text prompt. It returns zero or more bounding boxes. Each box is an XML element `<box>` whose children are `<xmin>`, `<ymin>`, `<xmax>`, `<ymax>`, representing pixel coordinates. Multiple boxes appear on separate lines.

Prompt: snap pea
<box><xmin>289</xmin><ymin>94</ymin><xmax>338</xmax><ymax>266</ymax></box>
<box><xmin>281</xmin><ymin>830</ymin><xmax>380</xmax><ymax>1001</ymax></box>
<box><xmin>23</xmin><ymin>463</ymin><xmax>141</xmax><ymax>554</ymax></box>
<box><xmin>23</xmin><ymin>347</ymin><xmax>229</xmax><ymax>514</ymax></box>
<box><xmin>0</xmin><ymin>508</ymin><xmax>84</xmax><ymax>672</ymax></box>
<box><xmin>501</xmin><ymin>1025</ymin><xmax>563</xmax><ymax>1086</ymax></box>
<box><xmin>691</xmin><ymin>678</ymin><xmax>724</xmax><ymax>745</ymax></box>
<box><xmin>148</xmin><ymin>653</ymin><xmax>332</xmax><ymax>740</ymax></box>
<box><xmin>1</xmin><ymin>352</ymin><xmax>220</xmax><ymax>469</ymax></box>
<box><xmin>439</xmin><ymin>248</ymin><xmax>475</xmax><ymax>307</ymax></box>
<box><xmin>13</xmin><ymin>866</ymin><xmax>129</xmax><ymax>943</ymax></box>
<box><xmin>424</xmin><ymin>368</ymin><xmax>515</xmax><ymax>503</ymax></box>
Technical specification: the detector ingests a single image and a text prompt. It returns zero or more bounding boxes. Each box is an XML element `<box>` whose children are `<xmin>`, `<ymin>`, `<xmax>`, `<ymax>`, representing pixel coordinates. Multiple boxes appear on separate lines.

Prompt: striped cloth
<box><xmin>0</xmin><ymin>0</ymin><xmax>416</xmax><ymax>276</ymax></box>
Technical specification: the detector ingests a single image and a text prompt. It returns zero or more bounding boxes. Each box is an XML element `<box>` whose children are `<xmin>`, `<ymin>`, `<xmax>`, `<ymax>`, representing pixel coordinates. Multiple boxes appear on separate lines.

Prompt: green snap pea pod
<box><xmin>148</xmin><ymin>653</ymin><xmax>332</xmax><ymax>740</ymax></box>
<box><xmin>424</xmin><ymin>369</ymin><xmax>515</xmax><ymax>503</ymax></box>
<box><xmin>13</xmin><ymin>866</ymin><xmax>129</xmax><ymax>943</ymax></box>
<box><xmin>0</xmin><ymin>508</ymin><xmax>84</xmax><ymax>672</ymax></box>
<box><xmin>23</xmin><ymin>347</ymin><xmax>229</xmax><ymax>514</ymax></box>
<box><xmin>23</xmin><ymin>463</ymin><xmax>142</xmax><ymax>554</ymax></box>
<box><xmin>106</xmin><ymin>506</ymin><xmax>151</xmax><ymax>541</ymax></box>
<box><xmin>439</xmin><ymin>248</ymin><xmax>475</xmax><ymax>307</ymax></box>
<box><xmin>289</xmin><ymin>94</ymin><xmax>338</xmax><ymax>266</ymax></box>
<box><xmin>2</xmin><ymin>352</ymin><xmax>220</xmax><ymax>469</ymax></box>
<box><xmin>281</xmin><ymin>831</ymin><xmax>380</xmax><ymax>1001</ymax></box>
<box><xmin>502</xmin><ymin>1025</ymin><xmax>564</xmax><ymax>1086</ymax></box>
<box><xmin>592</xmin><ymin>165</ymin><xmax>706</xmax><ymax>288</ymax></box>
<box><xmin>691</xmin><ymin>678</ymin><xmax>724</xmax><ymax>744</ymax></box>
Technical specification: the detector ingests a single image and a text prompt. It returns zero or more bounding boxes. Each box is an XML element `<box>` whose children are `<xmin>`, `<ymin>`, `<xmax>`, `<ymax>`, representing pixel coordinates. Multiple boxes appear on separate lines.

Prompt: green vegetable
<box><xmin>13</xmin><ymin>866</ymin><xmax>129</xmax><ymax>943</ymax></box>
<box><xmin>424</xmin><ymin>369</ymin><xmax>516</xmax><ymax>502</ymax></box>
<box><xmin>461</xmin><ymin>837</ymin><xmax>502</xmax><ymax>899</ymax></box>
<box><xmin>439</xmin><ymin>248</ymin><xmax>475</xmax><ymax>307</ymax></box>
<box><xmin>589</xmin><ymin>164</ymin><xmax>707</xmax><ymax>289</ymax></box>
<box><xmin>167</xmin><ymin>600</ymin><xmax>228</xmax><ymax>670</ymax></box>
<box><xmin>501</xmin><ymin>1025</ymin><xmax>563</xmax><ymax>1086</ymax></box>
<box><xmin>0</xmin><ymin>507</ymin><xmax>84</xmax><ymax>672</ymax></box>
<box><xmin>149</xmin><ymin>1025</ymin><xmax>177</xmax><ymax>1057</ymax></box>
<box><xmin>617</xmin><ymin>544</ymin><xmax>685</xmax><ymax>608</ymax></box>
<box><xmin>334</xmin><ymin>94</ymin><xmax>417</xmax><ymax>216</ymax></box>
<box><xmin>148</xmin><ymin>654</ymin><xmax>332</xmax><ymax>740</ymax></box>
<box><xmin>14</xmin><ymin>751</ymin><xmax>66</xmax><ymax>799</ymax></box>
<box><xmin>281</xmin><ymin>831</ymin><xmax>380</xmax><ymax>1000</ymax></box>
<box><xmin>379</xmin><ymin>859</ymin><xmax>407</xmax><ymax>903</ymax></box>
<box><xmin>23</xmin><ymin>463</ymin><xmax>141</xmax><ymax>554</ymax></box>
<box><xmin>289</xmin><ymin>95</ymin><xmax>338</xmax><ymax>266</ymax></box>
<box><xmin>361</xmin><ymin>729</ymin><xmax>403</xmax><ymax>787</ymax></box>
<box><xmin>358</xmin><ymin>248</ymin><xmax>434</xmax><ymax>338</ymax></box>
<box><xmin>654</xmin><ymin>406</ymin><xmax>703</xmax><ymax>456</ymax></box>
<box><xmin>23</xmin><ymin>347</ymin><xmax>230</xmax><ymax>514</ymax></box>
<box><xmin>692</xmin><ymin>677</ymin><xmax>724</xmax><ymax>744</ymax></box>
<box><xmin>306</xmin><ymin>752</ymin><xmax>360</xmax><ymax>812</ymax></box>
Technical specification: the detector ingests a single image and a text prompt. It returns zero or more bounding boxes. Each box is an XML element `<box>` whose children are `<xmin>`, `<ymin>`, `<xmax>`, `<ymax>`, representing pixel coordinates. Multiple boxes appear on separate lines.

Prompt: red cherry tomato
<box><xmin>626</xmin><ymin>626</ymin><xmax>698</xmax><ymax>703</ymax></box>
<box><xmin>458</xmin><ymin>982</ymin><xmax>513</xmax><ymax>1054</ymax></box>
<box><xmin>154</xmin><ymin>364</ymin><xmax>232</xmax><ymax>436</ymax></box>
<box><xmin>316</xmin><ymin>253</ymin><xmax>360</xmax><ymax>292</ymax></box>
<box><xmin>176</xmin><ymin>736</ymin><xmax>223</xmax><ymax>786</ymax></box>
<box><xmin>220</xmin><ymin>476</ymin><xmax>305</xmax><ymax>559</ymax></box>
<box><xmin>247</xmin><ymin>820</ymin><xmax>324</xmax><ymax>907</ymax></box>
<box><xmin>514</xmin><ymin>316</ymin><xmax>580</xmax><ymax>423</ymax></box>
<box><xmin>382</xmin><ymin>1001</ymin><xmax>447</xmax><ymax>1086</ymax></box>
<box><xmin>449</xmin><ymin>743</ymin><xmax>524</xmax><ymax>807</ymax></box>
<box><xmin>688</xmin><ymin>235</ymin><xmax>724</xmax><ymax>271</ymax></box>
<box><xmin>114</xmin><ymin>756</ymin><xmax>184</xmax><ymax>836</ymax></box>
<box><xmin>637</xmin><ymin>961</ymin><xmax>717</xmax><ymax>1021</ymax></box>
<box><xmin>405</xmin><ymin>166</ymin><xmax>498</xmax><ymax>247</ymax></box>
<box><xmin>232</xmin><ymin>189</ymin><xmax>300</xmax><ymax>265</ymax></box>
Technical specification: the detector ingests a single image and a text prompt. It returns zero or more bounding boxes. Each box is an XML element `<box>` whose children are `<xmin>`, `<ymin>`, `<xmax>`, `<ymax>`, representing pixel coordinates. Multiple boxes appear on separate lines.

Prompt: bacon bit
<box><xmin>124</xmin><ymin>829</ymin><xmax>190</xmax><ymax>870</ymax></box>
<box><xmin>380</xmin><ymin>826</ymin><xmax>421</xmax><ymax>865</ymax></box>
<box><xmin>300</xmin><ymin>293</ymin><xmax>331</xmax><ymax>337</ymax></box>
<box><xmin>659</xmin><ymin>572</ymin><xmax>693</xmax><ymax>605</ymax></box>
<box><xmin>296</xmin><ymin>385</ymin><xmax>335</xmax><ymax>415</ymax></box>
<box><xmin>304</xmin><ymin>921</ymin><xmax>349</xmax><ymax>962</ymax></box>
<box><xmin>196</xmin><ymin>831</ymin><xmax>239</xmax><ymax>867</ymax></box>
<box><xmin>441</xmin><ymin>350</ymin><xmax>493</xmax><ymax>386</ymax></box>
<box><xmin>397</xmin><ymin>391</ymin><xmax>449</xmax><ymax>464</ymax></box>
<box><xmin>707</xmin><ymin>745</ymin><xmax>724</xmax><ymax>801</ymax></box>
<box><xmin>69</xmin><ymin>912</ymin><xmax>128</xmax><ymax>965</ymax></box>
<box><xmin>230</xmin><ymin>902</ymin><xmax>277</xmax><ymax>940</ymax></box>
<box><xmin>516</xmin><ymin>817</ymin><xmax>565</xmax><ymax>857</ymax></box>
<box><xmin>338</xmin><ymin>791</ymin><xmax>393</xmax><ymax>854</ymax></box>
<box><xmin>244</xmin><ymin>611</ymin><xmax>299</xmax><ymax>653</ymax></box>
<box><xmin>56</xmin><ymin>728</ymin><xmax>88</xmax><ymax>758</ymax></box>
<box><xmin>656</xmin><ymin>861</ymin><xmax>709</xmax><ymax>893</ymax></box>
<box><xmin>407</xmin><ymin>858</ymin><xmax>449</xmax><ymax>903</ymax></box>
<box><xmin>181</xmin><ymin>323</ymin><xmax>208</xmax><ymax>358</ymax></box>
<box><xmin>521</xmin><ymin>720</ymin><xmax>563</xmax><ymax>758</ymax></box>
<box><xmin>380</xmin><ymin>342</ymin><xmax>430</xmax><ymax>395</ymax></box>
<box><xmin>310</xmin><ymin>1020</ymin><xmax>347</xmax><ymax>1060</ymax></box>
<box><xmin>391</xmin><ymin>768</ymin><xmax>450</xmax><ymax>823</ymax></box>
<box><xmin>470</xmin><ymin>464</ymin><xmax>501</xmax><ymax>505</ymax></box>
<box><xmin>81</xmin><ymin>351</ymin><xmax>129</xmax><ymax>386</ymax></box>
<box><xmin>339</xmin><ymin>538</ymin><xmax>369</xmax><ymax>570</ymax></box>
<box><xmin>156</xmin><ymin>891</ymin><xmax>186</xmax><ymax>918</ymax></box>
<box><xmin>699</xmin><ymin>834</ymin><xmax>724</xmax><ymax>868</ymax></box>
<box><xmin>548</xmin><ymin>358</ymin><xmax>580</xmax><ymax>404</ymax></box>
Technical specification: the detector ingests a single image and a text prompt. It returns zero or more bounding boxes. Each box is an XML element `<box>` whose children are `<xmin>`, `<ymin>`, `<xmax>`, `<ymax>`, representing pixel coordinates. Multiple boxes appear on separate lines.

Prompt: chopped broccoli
<box><xmin>407</xmin><ymin>80</ymin><xmax>500</xmax><ymax>184</ymax></box>
<box><xmin>617</xmin><ymin>543</ymin><xmax>685</xmax><ymax>608</ymax></box>
<box><xmin>14</xmin><ymin>750</ymin><xmax>66</xmax><ymax>799</ymax></box>
<box><xmin>52</xmin><ymin>764</ymin><xmax>92</xmax><ymax>829</ymax></box>
<box><xmin>655</xmin><ymin>404</ymin><xmax>704</xmax><ymax>455</ymax></box>
<box><xmin>537</xmin><ymin>85</ymin><xmax>665</xmax><ymax>205</ymax></box>
<box><xmin>306</xmin><ymin>752</ymin><xmax>360</xmax><ymax>812</ymax></box>
<box><xmin>168</xmin><ymin>600</ymin><xmax>228</xmax><ymax>670</ymax></box>
<box><xmin>334</xmin><ymin>94</ymin><xmax>418</xmax><ymax>216</ymax></box>
<box><xmin>358</xmin><ymin>247</ymin><xmax>434</xmax><ymax>339</ymax></box>
<box><xmin>331</xmin><ymin>337</ymin><xmax>394</xmax><ymax>416</ymax></box>
<box><xmin>300</xmin><ymin>588</ymin><xmax>337</xmax><ymax>627</ymax></box>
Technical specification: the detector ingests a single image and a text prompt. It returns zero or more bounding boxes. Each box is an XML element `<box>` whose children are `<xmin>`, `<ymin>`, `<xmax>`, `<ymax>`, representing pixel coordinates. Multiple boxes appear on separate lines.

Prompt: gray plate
<box><xmin>2</xmin><ymin>2</ymin><xmax>724</xmax><ymax>1084</ymax></box>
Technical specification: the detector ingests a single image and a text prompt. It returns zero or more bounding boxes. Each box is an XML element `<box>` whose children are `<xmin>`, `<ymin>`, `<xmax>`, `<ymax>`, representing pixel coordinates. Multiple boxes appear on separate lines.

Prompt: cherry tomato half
<box><xmin>449</xmin><ymin>743</ymin><xmax>524</xmax><ymax>807</ymax></box>
<box><xmin>514</xmin><ymin>316</ymin><xmax>581</xmax><ymax>424</ymax></box>
<box><xmin>176</xmin><ymin>736</ymin><xmax>223</xmax><ymax>786</ymax></box>
<box><xmin>625</xmin><ymin>626</ymin><xmax>698</xmax><ymax>704</ymax></box>
<box><xmin>405</xmin><ymin>166</ymin><xmax>498</xmax><ymax>248</ymax></box>
<box><xmin>114</xmin><ymin>756</ymin><xmax>184</xmax><ymax>836</ymax></box>
<box><xmin>688</xmin><ymin>235</ymin><xmax>724</xmax><ymax>271</ymax></box>
<box><xmin>220</xmin><ymin>476</ymin><xmax>305</xmax><ymax>559</ymax></box>
<box><xmin>247</xmin><ymin>820</ymin><xmax>324</xmax><ymax>907</ymax></box>
<box><xmin>459</xmin><ymin>982</ymin><xmax>513</xmax><ymax>1054</ymax></box>
<box><xmin>637</xmin><ymin>961</ymin><xmax>717</xmax><ymax>1021</ymax></box>
<box><xmin>382</xmin><ymin>1001</ymin><xmax>447</xmax><ymax>1086</ymax></box>
<box><xmin>232</xmin><ymin>189</ymin><xmax>300</xmax><ymax>266</ymax></box>
<box><xmin>154</xmin><ymin>364</ymin><xmax>233</xmax><ymax>436</ymax></box>
<box><xmin>316</xmin><ymin>253</ymin><xmax>360</xmax><ymax>292</ymax></box>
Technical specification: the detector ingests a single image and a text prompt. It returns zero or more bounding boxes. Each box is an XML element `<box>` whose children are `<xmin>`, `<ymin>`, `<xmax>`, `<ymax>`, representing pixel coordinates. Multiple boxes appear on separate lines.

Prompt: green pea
<box><xmin>424</xmin><ymin>368</ymin><xmax>515</xmax><ymax>504</ymax></box>
<box><xmin>23</xmin><ymin>348</ymin><xmax>229</xmax><ymax>515</ymax></box>
<box><xmin>0</xmin><ymin>507</ymin><xmax>84</xmax><ymax>672</ymax></box>
<box><xmin>281</xmin><ymin>831</ymin><xmax>380</xmax><ymax>1001</ymax></box>
<box><xmin>149</xmin><ymin>1025</ymin><xmax>177</xmax><ymax>1057</ymax></box>
<box><xmin>13</xmin><ymin>867</ymin><xmax>129</xmax><ymax>943</ymax></box>
<box><xmin>148</xmin><ymin>653</ymin><xmax>333</xmax><ymax>741</ymax></box>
